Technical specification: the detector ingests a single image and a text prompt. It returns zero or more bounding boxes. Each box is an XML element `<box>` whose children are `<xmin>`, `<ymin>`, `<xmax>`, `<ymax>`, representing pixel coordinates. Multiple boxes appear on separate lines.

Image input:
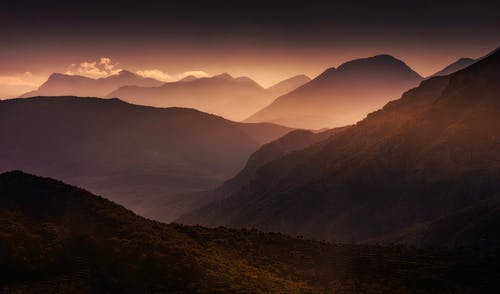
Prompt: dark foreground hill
<box><xmin>1</xmin><ymin>171</ymin><xmax>499</xmax><ymax>293</ymax></box>
<box><xmin>182</xmin><ymin>48</ymin><xmax>500</xmax><ymax>248</ymax></box>
<box><xmin>0</xmin><ymin>97</ymin><xmax>290</xmax><ymax>221</ymax></box>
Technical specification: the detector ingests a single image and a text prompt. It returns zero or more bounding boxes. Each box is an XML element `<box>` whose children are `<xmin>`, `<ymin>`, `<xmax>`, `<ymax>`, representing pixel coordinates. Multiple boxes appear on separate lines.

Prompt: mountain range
<box><xmin>0</xmin><ymin>96</ymin><xmax>291</xmax><ymax>221</ymax></box>
<box><xmin>181</xmin><ymin>48</ymin><xmax>500</xmax><ymax>249</ymax></box>
<box><xmin>107</xmin><ymin>73</ymin><xmax>310</xmax><ymax>121</ymax></box>
<box><xmin>2</xmin><ymin>171</ymin><xmax>498</xmax><ymax>292</ymax></box>
<box><xmin>245</xmin><ymin>55</ymin><xmax>423</xmax><ymax>129</ymax></box>
<box><xmin>20</xmin><ymin>70</ymin><xmax>163</xmax><ymax>98</ymax></box>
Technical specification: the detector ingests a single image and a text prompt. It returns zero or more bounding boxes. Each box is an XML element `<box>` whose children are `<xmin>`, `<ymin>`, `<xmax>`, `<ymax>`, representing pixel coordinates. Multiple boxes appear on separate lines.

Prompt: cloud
<box><xmin>65</xmin><ymin>57</ymin><xmax>122</xmax><ymax>78</ymax></box>
<box><xmin>135</xmin><ymin>69</ymin><xmax>172</xmax><ymax>82</ymax></box>
<box><xmin>64</xmin><ymin>56</ymin><xmax>210</xmax><ymax>82</ymax></box>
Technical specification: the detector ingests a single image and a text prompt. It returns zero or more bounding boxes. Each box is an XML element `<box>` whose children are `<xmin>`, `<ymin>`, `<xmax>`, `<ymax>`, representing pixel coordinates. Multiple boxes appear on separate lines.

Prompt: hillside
<box><xmin>1</xmin><ymin>171</ymin><xmax>499</xmax><ymax>293</ymax></box>
<box><xmin>245</xmin><ymin>55</ymin><xmax>423</xmax><ymax>129</ymax></box>
<box><xmin>0</xmin><ymin>96</ymin><xmax>290</xmax><ymax>221</ymax></box>
<box><xmin>176</xmin><ymin>126</ymin><xmax>349</xmax><ymax>224</ymax></box>
<box><xmin>182</xmin><ymin>49</ymin><xmax>500</xmax><ymax>248</ymax></box>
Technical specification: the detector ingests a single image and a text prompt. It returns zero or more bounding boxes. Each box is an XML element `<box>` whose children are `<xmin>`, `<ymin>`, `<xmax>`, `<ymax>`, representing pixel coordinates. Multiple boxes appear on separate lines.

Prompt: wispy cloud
<box><xmin>65</xmin><ymin>57</ymin><xmax>122</xmax><ymax>78</ymax></box>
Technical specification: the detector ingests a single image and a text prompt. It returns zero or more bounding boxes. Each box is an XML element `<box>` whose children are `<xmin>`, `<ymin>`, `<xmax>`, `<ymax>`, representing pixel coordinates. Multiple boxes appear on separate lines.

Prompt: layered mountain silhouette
<box><xmin>107</xmin><ymin>73</ymin><xmax>310</xmax><ymax>121</ymax></box>
<box><xmin>431</xmin><ymin>57</ymin><xmax>476</xmax><ymax>77</ymax></box>
<box><xmin>181</xmin><ymin>49</ymin><xmax>500</xmax><ymax>249</ymax></box>
<box><xmin>245</xmin><ymin>55</ymin><xmax>423</xmax><ymax>129</ymax></box>
<box><xmin>20</xmin><ymin>70</ymin><xmax>163</xmax><ymax>98</ymax></box>
<box><xmin>2</xmin><ymin>171</ymin><xmax>498</xmax><ymax>292</ymax></box>
<box><xmin>0</xmin><ymin>96</ymin><xmax>290</xmax><ymax>221</ymax></box>
<box><xmin>266</xmin><ymin>74</ymin><xmax>311</xmax><ymax>97</ymax></box>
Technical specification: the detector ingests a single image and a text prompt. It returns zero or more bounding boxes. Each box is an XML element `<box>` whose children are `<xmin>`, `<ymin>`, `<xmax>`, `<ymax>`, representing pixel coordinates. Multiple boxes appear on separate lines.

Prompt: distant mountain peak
<box><xmin>235</xmin><ymin>76</ymin><xmax>260</xmax><ymax>85</ymax></box>
<box><xmin>46</xmin><ymin>72</ymin><xmax>91</xmax><ymax>81</ymax></box>
<box><xmin>214</xmin><ymin>72</ymin><xmax>233</xmax><ymax>80</ymax></box>
<box><xmin>292</xmin><ymin>74</ymin><xmax>311</xmax><ymax>80</ymax></box>
<box><xmin>337</xmin><ymin>54</ymin><xmax>417</xmax><ymax>73</ymax></box>
<box><xmin>180</xmin><ymin>75</ymin><xmax>198</xmax><ymax>82</ymax></box>
<box><xmin>48</xmin><ymin>72</ymin><xmax>72</xmax><ymax>79</ymax></box>
<box><xmin>48</xmin><ymin>72</ymin><xmax>64</xmax><ymax>78</ymax></box>
<box><xmin>117</xmin><ymin>70</ymin><xmax>136</xmax><ymax>77</ymax></box>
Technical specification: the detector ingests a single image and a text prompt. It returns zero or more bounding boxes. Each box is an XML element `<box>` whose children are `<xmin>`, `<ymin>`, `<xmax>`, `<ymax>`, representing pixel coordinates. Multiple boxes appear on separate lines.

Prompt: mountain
<box><xmin>181</xmin><ymin>49</ymin><xmax>500</xmax><ymax>249</ymax></box>
<box><xmin>0</xmin><ymin>96</ymin><xmax>291</xmax><ymax>221</ymax></box>
<box><xmin>431</xmin><ymin>57</ymin><xmax>476</xmax><ymax>77</ymax></box>
<box><xmin>19</xmin><ymin>70</ymin><xmax>163</xmax><ymax>98</ymax></box>
<box><xmin>179</xmin><ymin>75</ymin><xmax>198</xmax><ymax>82</ymax></box>
<box><xmin>107</xmin><ymin>73</ymin><xmax>310</xmax><ymax>121</ymax></box>
<box><xmin>1</xmin><ymin>171</ymin><xmax>498</xmax><ymax>293</ymax></box>
<box><xmin>245</xmin><ymin>55</ymin><xmax>423</xmax><ymax>129</ymax></box>
<box><xmin>266</xmin><ymin>74</ymin><xmax>311</xmax><ymax>97</ymax></box>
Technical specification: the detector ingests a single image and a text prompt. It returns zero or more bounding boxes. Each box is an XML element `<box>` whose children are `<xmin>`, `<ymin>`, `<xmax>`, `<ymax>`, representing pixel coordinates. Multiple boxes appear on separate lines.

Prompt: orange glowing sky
<box><xmin>0</xmin><ymin>0</ymin><xmax>498</xmax><ymax>97</ymax></box>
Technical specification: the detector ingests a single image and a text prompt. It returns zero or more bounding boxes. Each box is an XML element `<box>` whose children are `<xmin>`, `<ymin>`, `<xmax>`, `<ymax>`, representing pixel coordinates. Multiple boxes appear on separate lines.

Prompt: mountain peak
<box><xmin>180</xmin><ymin>75</ymin><xmax>197</xmax><ymax>82</ymax></box>
<box><xmin>214</xmin><ymin>72</ymin><xmax>233</xmax><ymax>80</ymax></box>
<box><xmin>48</xmin><ymin>72</ymin><xmax>71</xmax><ymax>79</ymax></box>
<box><xmin>117</xmin><ymin>70</ymin><xmax>136</xmax><ymax>77</ymax></box>
<box><xmin>337</xmin><ymin>54</ymin><xmax>414</xmax><ymax>72</ymax></box>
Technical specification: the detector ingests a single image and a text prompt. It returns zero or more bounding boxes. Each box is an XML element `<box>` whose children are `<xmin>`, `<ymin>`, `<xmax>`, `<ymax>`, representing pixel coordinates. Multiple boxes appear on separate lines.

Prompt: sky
<box><xmin>0</xmin><ymin>0</ymin><xmax>498</xmax><ymax>97</ymax></box>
